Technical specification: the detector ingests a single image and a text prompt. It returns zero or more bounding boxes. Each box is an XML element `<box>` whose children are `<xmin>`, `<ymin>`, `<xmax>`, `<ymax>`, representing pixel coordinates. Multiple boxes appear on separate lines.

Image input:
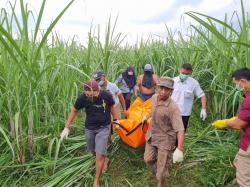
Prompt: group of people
<box><xmin>60</xmin><ymin>63</ymin><xmax>250</xmax><ymax>187</ymax></box>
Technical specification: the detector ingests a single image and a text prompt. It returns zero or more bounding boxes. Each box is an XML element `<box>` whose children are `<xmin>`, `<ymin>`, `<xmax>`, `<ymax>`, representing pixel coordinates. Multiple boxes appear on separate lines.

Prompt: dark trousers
<box><xmin>182</xmin><ymin>116</ymin><xmax>190</xmax><ymax>132</ymax></box>
<box><xmin>122</xmin><ymin>93</ymin><xmax>132</xmax><ymax>109</ymax></box>
<box><xmin>176</xmin><ymin>116</ymin><xmax>190</xmax><ymax>147</ymax></box>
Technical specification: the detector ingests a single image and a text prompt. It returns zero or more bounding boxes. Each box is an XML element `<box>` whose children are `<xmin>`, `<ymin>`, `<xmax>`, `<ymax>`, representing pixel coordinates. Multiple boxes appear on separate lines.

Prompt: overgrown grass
<box><xmin>0</xmin><ymin>0</ymin><xmax>249</xmax><ymax>186</ymax></box>
<box><xmin>0</xmin><ymin>115</ymin><xmax>240</xmax><ymax>186</ymax></box>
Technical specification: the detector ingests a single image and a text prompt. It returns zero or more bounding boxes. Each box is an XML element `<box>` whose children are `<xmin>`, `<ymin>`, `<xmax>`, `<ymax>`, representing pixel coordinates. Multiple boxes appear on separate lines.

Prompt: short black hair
<box><xmin>181</xmin><ymin>63</ymin><xmax>192</xmax><ymax>71</ymax></box>
<box><xmin>232</xmin><ymin>68</ymin><xmax>250</xmax><ymax>81</ymax></box>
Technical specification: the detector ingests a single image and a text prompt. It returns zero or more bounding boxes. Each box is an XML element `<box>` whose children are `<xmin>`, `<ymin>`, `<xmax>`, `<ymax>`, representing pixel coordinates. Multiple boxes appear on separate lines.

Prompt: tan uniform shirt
<box><xmin>146</xmin><ymin>94</ymin><xmax>184</xmax><ymax>150</ymax></box>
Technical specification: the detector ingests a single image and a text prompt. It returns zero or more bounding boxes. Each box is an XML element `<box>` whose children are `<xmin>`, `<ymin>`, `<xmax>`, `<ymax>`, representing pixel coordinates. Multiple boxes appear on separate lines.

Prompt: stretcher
<box><xmin>112</xmin><ymin>97</ymin><xmax>152</xmax><ymax>148</ymax></box>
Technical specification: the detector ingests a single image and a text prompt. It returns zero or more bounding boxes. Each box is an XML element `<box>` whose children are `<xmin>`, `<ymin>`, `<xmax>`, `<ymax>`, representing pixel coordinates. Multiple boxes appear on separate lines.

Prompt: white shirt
<box><xmin>171</xmin><ymin>76</ymin><xmax>204</xmax><ymax>116</ymax></box>
<box><xmin>106</xmin><ymin>81</ymin><xmax>122</xmax><ymax>105</ymax></box>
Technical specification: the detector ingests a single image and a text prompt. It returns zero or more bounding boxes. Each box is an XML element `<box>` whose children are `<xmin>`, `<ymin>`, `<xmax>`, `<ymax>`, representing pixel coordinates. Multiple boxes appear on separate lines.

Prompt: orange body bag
<box><xmin>113</xmin><ymin>97</ymin><xmax>152</xmax><ymax>148</ymax></box>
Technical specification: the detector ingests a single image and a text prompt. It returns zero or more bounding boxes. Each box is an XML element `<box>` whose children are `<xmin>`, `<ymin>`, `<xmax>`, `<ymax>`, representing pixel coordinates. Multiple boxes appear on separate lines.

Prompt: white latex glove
<box><xmin>142</xmin><ymin>116</ymin><xmax>147</xmax><ymax>124</ymax></box>
<box><xmin>112</xmin><ymin>119</ymin><xmax>120</xmax><ymax>129</ymax></box>
<box><xmin>173</xmin><ymin>148</ymin><xmax>183</xmax><ymax>163</ymax></box>
<box><xmin>200</xmin><ymin>108</ymin><xmax>207</xmax><ymax>121</ymax></box>
<box><xmin>60</xmin><ymin>128</ymin><xmax>70</xmax><ymax>141</ymax></box>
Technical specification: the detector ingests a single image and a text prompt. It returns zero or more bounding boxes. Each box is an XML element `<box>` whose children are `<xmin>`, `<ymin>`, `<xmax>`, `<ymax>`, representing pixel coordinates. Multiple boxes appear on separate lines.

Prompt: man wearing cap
<box><xmin>93</xmin><ymin>70</ymin><xmax>127</xmax><ymax>119</ymax></box>
<box><xmin>136</xmin><ymin>64</ymin><xmax>159</xmax><ymax>101</ymax></box>
<box><xmin>171</xmin><ymin>63</ymin><xmax>207</xmax><ymax>131</ymax></box>
<box><xmin>144</xmin><ymin>77</ymin><xmax>185</xmax><ymax>187</ymax></box>
<box><xmin>60</xmin><ymin>80</ymin><xmax>117</xmax><ymax>187</ymax></box>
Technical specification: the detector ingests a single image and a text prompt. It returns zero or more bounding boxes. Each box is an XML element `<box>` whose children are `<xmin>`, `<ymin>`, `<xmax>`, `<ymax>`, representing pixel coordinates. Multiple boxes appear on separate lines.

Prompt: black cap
<box><xmin>93</xmin><ymin>70</ymin><xmax>105</xmax><ymax>80</ymax></box>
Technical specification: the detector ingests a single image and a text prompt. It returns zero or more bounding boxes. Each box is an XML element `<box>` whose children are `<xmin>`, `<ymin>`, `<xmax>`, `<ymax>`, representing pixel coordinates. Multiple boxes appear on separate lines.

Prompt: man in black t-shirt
<box><xmin>60</xmin><ymin>80</ymin><xmax>117</xmax><ymax>187</ymax></box>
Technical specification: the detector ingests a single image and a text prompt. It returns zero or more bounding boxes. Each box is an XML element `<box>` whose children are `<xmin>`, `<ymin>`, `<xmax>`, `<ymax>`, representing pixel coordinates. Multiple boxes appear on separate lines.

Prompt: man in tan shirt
<box><xmin>144</xmin><ymin>77</ymin><xmax>185</xmax><ymax>187</ymax></box>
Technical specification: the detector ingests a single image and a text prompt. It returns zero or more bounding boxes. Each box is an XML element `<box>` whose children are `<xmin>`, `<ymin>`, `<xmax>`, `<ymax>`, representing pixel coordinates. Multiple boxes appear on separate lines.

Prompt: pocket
<box><xmin>184</xmin><ymin>91</ymin><xmax>193</xmax><ymax>98</ymax></box>
<box><xmin>238</xmin><ymin>148</ymin><xmax>250</xmax><ymax>158</ymax></box>
<box><xmin>167</xmin><ymin>133</ymin><xmax>176</xmax><ymax>150</ymax></box>
<box><xmin>99</xmin><ymin>125</ymin><xmax>110</xmax><ymax>133</ymax></box>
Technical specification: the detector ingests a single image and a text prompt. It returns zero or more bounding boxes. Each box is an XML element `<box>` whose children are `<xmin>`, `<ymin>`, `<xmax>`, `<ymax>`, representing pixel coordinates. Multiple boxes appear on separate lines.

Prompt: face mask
<box><xmin>128</xmin><ymin>71</ymin><xmax>133</xmax><ymax>76</ymax></box>
<box><xmin>179</xmin><ymin>74</ymin><xmax>189</xmax><ymax>81</ymax></box>
<box><xmin>235</xmin><ymin>84</ymin><xmax>244</xmax><ymax>92</ymax></box>
<box><xmin>98</xmin><ymin>80</ymin><xmax>104</xmax><ymax>87</ymax></box>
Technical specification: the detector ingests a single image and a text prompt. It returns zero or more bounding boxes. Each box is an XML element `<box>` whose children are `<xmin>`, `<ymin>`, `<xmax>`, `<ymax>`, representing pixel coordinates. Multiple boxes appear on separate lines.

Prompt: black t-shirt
<box><xmin>74</xmin><ymin>90</ymin><xmax>115</xmax><ymax>130</ymax></box>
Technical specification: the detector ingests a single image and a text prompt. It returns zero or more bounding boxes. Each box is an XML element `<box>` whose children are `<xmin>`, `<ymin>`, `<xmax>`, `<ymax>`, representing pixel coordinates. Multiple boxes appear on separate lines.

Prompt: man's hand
<box><xmin>212</xmin><ymin>119</ymin><xmax>227</xmax><ymax>128</ymax></box>
<box><xmin>229</xmin><ymin>117</ymin><xmax>236</xmax><ymax>121</ymax></box>
<box><xmin>212</xmin><ymin>117</ymin><xmax>236</xmax><ymax>129</ymax></box>
<box><xmin>112</xmin><ymin>119</ymin><xmax>120</xmax><ymax>129</ymax></box>
<box><xmin>173</xmin><ymin>148</ymin><xmax>183</xmax><ymax>163</ymax></box>
<box><xmin>200</xmin><ymin>108</ymin><xmax>207</xmax><ymax>121</ymax></box>
<box><xmin>124</xmin><ymin>110</ymin><xmax>128</xmax><ymax>118</ymax></box>
<box><xmin>60</xmin><ymin>127</ymin><xmax>70</xmax><ymax>140</ymax></box>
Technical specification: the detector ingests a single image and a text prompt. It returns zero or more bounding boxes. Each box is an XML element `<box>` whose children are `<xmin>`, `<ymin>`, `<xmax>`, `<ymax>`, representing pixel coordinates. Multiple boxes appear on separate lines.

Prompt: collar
<box><xmin>156</xmin><ymin>96</ymin><xmax>171</xmax><ymax>107</ymax></box>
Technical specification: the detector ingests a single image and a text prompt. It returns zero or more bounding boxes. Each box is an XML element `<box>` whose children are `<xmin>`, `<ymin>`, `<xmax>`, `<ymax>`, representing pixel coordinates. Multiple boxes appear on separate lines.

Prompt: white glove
<box><xmin>60</xmin><ymin>128</ymin><xmax>70</xmax><ymax>140</ymax></box>
<box><xmin>173</xmin><ymin>148</ymin><xmax>183</xmax><ymax>163</ymax></box>
<box><xmin>112</xmin><ymin>119</ymin><xmax>120</xmax><ymax>129</ymax></box>
<box><xmin>200</xmin><ymin>108</ymin><xmax>207</xmax><ymax>121</ymax></box>
<box><xmin>142</xmin><ymin>116</ymin><xmax>147</xmax><ymax>124</ymax></box>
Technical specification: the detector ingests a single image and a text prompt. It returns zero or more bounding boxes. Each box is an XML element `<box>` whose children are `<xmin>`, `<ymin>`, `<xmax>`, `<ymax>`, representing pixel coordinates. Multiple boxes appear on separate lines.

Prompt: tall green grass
<box><xmin>0</xmin><ymin>0</ymin><xmax>249</xmax><ymax>186</ymax></box>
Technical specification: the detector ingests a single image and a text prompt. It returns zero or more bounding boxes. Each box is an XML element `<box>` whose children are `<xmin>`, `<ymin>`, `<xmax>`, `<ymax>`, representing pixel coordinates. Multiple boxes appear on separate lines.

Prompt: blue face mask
<box><xmin>235</xmin><ymin>84</ymin><xmax>244</xmax><ymax>92</ymax></box>
<box><xmin>179</xmin><ymin>74</ymin><xmax>189</xmax><ymax>81</ymax></box>
<box><xmin>98</xmin><ymin>80</ymin><xmax>104</xmax><ymax>87</ymax></box>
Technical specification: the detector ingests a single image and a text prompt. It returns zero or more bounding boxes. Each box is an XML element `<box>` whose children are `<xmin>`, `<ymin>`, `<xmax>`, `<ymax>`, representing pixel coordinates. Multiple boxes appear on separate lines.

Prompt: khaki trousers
<box><xmin>234</xmin><ymin>146</ymin><xmax>250</xmax><ymax>187</ymax></box>
<box><xmin>144</xmin><ymin>142</ymin><xmax>172</xmax><ymax>180</ymax></box>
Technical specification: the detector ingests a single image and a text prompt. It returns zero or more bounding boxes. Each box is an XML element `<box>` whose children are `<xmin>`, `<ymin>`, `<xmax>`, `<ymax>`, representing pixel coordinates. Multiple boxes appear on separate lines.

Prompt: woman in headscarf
<box><xmin>115</xmin><ymin>66</ymin><xmax>136</xmax><ymax>109</ymax></box>
<box><xmin>136</xmin><ymin>64</ymin><xmax>159</xmax><ymax>101</ymax></box>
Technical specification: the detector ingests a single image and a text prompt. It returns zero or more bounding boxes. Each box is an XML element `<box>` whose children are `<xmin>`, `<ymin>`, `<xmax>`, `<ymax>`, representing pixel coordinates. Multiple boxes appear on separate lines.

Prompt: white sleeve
<box><xmin>113</xmin><ymin>83</ymin><xmax>122</xmax><ymax>95</ymax></box>
<box><xmin>194</xmin><ymin>82</ymin><xmax>204</xmax><ymax>98</ymax></box>
<box><xmin>114</xmin><ymin>74</ymin><xmax>122</xmax><ymax>84</ymax></box>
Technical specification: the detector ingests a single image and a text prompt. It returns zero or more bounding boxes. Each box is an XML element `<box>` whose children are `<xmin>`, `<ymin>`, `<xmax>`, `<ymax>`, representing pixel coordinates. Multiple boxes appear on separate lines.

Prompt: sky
<box><xmin>0</xmin><ymin>0</ymin><xmax>249</xmax><ymax>45</ymax></box>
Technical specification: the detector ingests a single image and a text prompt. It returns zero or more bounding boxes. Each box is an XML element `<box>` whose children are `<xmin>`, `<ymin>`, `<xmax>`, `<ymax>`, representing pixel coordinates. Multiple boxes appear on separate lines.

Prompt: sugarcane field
<box><xmin>0</xmin><ymin>0</ymin><xmax>250</xmax><ymax>186</ymax></box>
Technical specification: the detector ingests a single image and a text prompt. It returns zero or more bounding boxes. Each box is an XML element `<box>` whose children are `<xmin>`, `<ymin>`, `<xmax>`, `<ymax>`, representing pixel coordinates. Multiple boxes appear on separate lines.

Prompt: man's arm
<box><xmin>114</xmin><ymin>74</ymin><xmax>122</xmax><ymax>85</ymax></box>
<box><xmin>135</xmin><ymin>75</ymin><xmax>142</xmax><ymax>96</ymax></box>
<box><xmin>61</xmin><ymin>107</ymin><xmax>78</xmax><ymax>140</ymax></box>
<box><xmin>170</xmin><ymin>104</ymin><xmax>185</xmax><ymax>151</ymax></box>
<box><xmin>226</xmin><ymin>118</ymin><xmax>248</xmax><ymax>129</ymax></box>
<box><xmin>177</xmin><ymin>130</ymin><xmax>185</xmax><ymax>151</ymax></box>
<box><xmin>201</xmin><ymin>95</ymin><xmax>206</xmax><ymax>109</ymax></box>
<box><xmin>118</xmin><ymin>93</ymin><xmax>127</xmax><ymax>117</ymax></box>
<box><xmin>111</xmin><ymin>105</ymin><xmax>119</xmax><ymax>120</ymax></box>
<box><xmin>199</xmin><ymin>95</ymin><xmax>207</xmax><ymax>121</ymax></box>
<box><xmin>153</xmin><ymin>74</ymin><xmax>159</xmax><ymax>85</ymax></box>
<box><xmin>65</xmin><ymin>107</ymin><xmax>78</xmax><ymax>128</ymax></box>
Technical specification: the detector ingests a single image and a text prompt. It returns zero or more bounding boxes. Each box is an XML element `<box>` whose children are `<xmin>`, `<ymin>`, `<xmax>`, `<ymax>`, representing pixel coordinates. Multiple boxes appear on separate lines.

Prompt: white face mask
<box><xmin>128</xmin><ymin>71</ymin><xmax>133</xmax><ymax>76</ymax></box>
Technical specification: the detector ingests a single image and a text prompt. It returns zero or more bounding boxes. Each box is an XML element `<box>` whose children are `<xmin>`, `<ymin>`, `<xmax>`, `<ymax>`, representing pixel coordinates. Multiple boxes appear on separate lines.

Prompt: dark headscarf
<box><xmin>142</xmin><ymin>71</ymin><xmax>154</xmax><ymax>88</ymax></box>
<box><xmin>122</xmin><ymin>66</ymin><xmax>136</xmax><ymax>90</ymax></box>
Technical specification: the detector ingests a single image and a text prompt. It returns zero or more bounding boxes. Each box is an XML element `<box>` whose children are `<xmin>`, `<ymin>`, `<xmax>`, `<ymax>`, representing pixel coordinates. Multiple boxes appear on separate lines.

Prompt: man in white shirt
<box><xmin>171</xmin><ymin>63</ymin><xmax>207</xmax><ymax>131</ymax></box>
